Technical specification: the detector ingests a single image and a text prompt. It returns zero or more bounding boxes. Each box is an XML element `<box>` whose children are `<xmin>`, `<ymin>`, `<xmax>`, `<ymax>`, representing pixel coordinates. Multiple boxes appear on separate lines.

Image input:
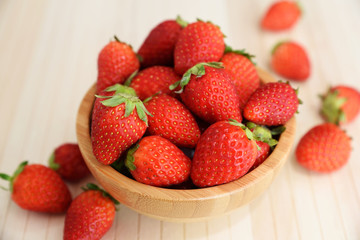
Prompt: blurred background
<box><xmin>0</xmin><ymin>0</ymin><xmax>359</xmax><ymax>239</ymax></box>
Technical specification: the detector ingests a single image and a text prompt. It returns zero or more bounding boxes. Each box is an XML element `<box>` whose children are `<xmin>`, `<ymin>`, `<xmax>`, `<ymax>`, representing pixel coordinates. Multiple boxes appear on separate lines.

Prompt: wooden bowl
<box><xmin>76</xmin><ymin>68</ymin><xmax>296</xmax><ymax>222</ymax></box>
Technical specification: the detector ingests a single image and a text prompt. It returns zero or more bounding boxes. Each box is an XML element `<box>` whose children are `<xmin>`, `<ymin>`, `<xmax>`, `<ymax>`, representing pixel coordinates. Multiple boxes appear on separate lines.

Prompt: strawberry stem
<box><xmin>170</xmin><ymin>62</ymin><xmax>224</xmax><ymax>93</ymax></box>
<box><xmin>0</xmin><ymin>161</ymin><xmax>28</xmax><ymax>192</ymax></box>
<box><xmin>96</xmin><ymin>91</ymin><xmax>152</xmax><ymax>126</ymax></box>
<box><xmin>123</xmin><ymin>70</ymin><xmax>139</xmax><ymax>87</ymax></box>
<box><xmin>320</xmin><ymin>89</ymin><xmax>347</xmax><ymax>125</ymax></box>
<box><xmin>125</xmin><ymin>144</ymin><xmax>139</xmax><ymax>171</ymax></box>
<box><xmin>103</xmin><ymin>83</ymin><xmax>137</xmax><ymax>96</ymax></box>
<box><xmin>48</xmin><ymin>152</ymin><xmax>60</xmax><ymax>171</ymax></box>
<box><xmin>176</xmin><ymin>15</ymin><xmax>188</xmax><ymax>28</ymax></box>
<box><xmin>224</xmin><ymin>45</ymin><xmax>256</xmax><ymax>65</ymax></box>
<box><xmin>82</xmin><ymin>183</ymin><xmax>119</xmax><ymax>205</ymax></box>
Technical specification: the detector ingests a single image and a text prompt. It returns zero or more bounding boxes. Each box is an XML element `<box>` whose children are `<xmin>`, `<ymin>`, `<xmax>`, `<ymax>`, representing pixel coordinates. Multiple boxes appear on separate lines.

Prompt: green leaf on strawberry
<box><xmin>176</xmin><ymin>15</ymin><xmax>188</xmax><ymax>28</ymax></box>
<box><xmin>125</xmin><ymin>144</ymin><xmax>140</xmax><ymax>171</ymax></box>
<box><xmin>96</xmin><ymin>91</ymin><xmax>152</xmax><ymax>125</ymax></box>
<box><xmin>170</xmin><ymin>62</ymin><xmax>224</xmax><ymax>93</ymax></box>
<box><xmin>224</xmin><ymin>45</ymin><xmax>256</xmax><ymax>65</ymax></box>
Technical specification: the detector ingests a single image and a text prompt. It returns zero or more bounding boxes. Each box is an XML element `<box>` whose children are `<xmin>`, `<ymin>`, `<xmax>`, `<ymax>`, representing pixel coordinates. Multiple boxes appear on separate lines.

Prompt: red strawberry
<box><xmin>320</xmin><ymin>85</ymin><xmax>360</xmax><ymax>125</ymax></box>
<box><xmin>271</xmin><ymin>41</ymin><xmax>310</xmax><ymax>81</ymax></box>
<box><xmin>64</xmin><ymin>183</ymin><xmax>118</xmax><ymax>240</ymax></box>
<box><xmin>49</xmin><ymin>143</ymin><xmax>90</xmax><ymax>182</ymax></box>
<box><xmin>91</xmin><ymin>84</ymin><xmax>150</xmax><ymax>165</ymax></box>
<box><xmin>97</xmin><ymin>36</ymin><xmax>140</xmax><ymax>93</ymax></box>
<box><xmin>171</xmin><ymin>62</ymin><xmax>242</xmax><ymax>124</ymax></box>
<box><xmin>191</xmin><ymin>120</ymin><xmax>257</xmax><ymax>187</ymax></box>
<box><xmin>261</xmin><ymin>0</ymin><xmax>301</xmax><ymax>31</ymax></box>
<box><xmin>137</xmin><ymin>17</ymin><xmax>185</xmax><ymax>68</ymax></box>
<box><xmin>174</xmin><ymin>19</ymin><xmax>225</xmax><ymax>75</ymax></box>
<box><xmin>125</xmin><ymin>136</ymin><xmax>191</xmax><ymax>187</ymax></box>
<box><xmin>243</xmin><ymin>82</ymin><xmax>299</xmax><ymax>126</ymax></box>
<box><xmin>0</xmin><ymin>161</ymin><xmax>71</xmax><ymax>213</ymax></box>
<box><xmin>129</xmin><ymin>66</ymin><xmax>181</xmax><ymax>100</ymax></box>
<box><xmin>144</xmin><ymin>94</ymin><xmax>201</xmax><ymax>148</ymax></box>
<box><xmin>296</xmin><ymin>123</ymin><xmax>351</xmax><ymax>172</ymax></box>
<box><xmin>221</xmin><ymin>46</ymin><xmax>260</xmax><ymax>109</ymax></box>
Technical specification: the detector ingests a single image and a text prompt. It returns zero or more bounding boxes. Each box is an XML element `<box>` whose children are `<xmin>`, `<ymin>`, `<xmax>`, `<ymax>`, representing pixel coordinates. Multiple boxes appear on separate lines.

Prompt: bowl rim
<box><xmin>76</xmin><ymin>67</ymin><xmax>296</xmax><ymax>202</ymax></box>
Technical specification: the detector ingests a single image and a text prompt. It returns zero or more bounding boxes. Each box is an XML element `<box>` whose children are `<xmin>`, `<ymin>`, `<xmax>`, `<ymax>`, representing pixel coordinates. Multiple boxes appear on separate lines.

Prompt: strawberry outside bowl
<box><xmin>76</xmin><ymin>68</ymin><xmax>296</xmax><ymax>222</ymax></box>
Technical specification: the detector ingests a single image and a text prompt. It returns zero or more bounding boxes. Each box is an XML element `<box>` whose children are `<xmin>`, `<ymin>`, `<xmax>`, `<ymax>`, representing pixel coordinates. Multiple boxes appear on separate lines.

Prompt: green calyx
<box><xmin>246</xmin><ymin>122</ymin><xmax>284</xmax><ymax>148</ymax></box>
<box><xmin>113</xmin><ymin>35</ymin><xmax>133</xmax><ymax>49</ymax></box>
<box><xmin>48</xmin><ymin>152</ymin><xmax>60</xmax><ymax>171</ymax></box>
<box><xmin>271</xmin><ymin>41</ymin><xmax>287</xmax><ymax>55</ymax></box>
<box><xmin>228</xmin><ymin>119</ymin><xmax>261</xmax><ymax>150</ymax></box>
<box><xmin>320</xmin><ymin>89</ymin><xmax>347</xmax><ymax>125</ymax></box>
<box><xmin>123</xmin><ymin>70</ymin><xmax>139</xmax><ymax>87</ymax></box>
<box><xmin>176</xmin><ymin>15</ymin><xmax>188</xmax><ymax>28</ymax></box>
<box><xmin>82</xmin><ymin>183</ymin><xmax>119</xmax><ymax>205</ymax></box>
<box><xmin>0</xmin><ymin>161</ymin><xmax>28</xmax><ymax>192</ymax></box>
<box><xmin>96</xmin><ymin>86</ymin><xmax>152</xmax><ymax>126</ymax></box>
<box><xmin>125</xmin><ymin>144</ymin><xmax>139</xmax><ymax>171</ymax></box>
<box><xmin>103</xmin><ymin>83</ymin><xmax>137</xmax><ymax>96</ymax></box>
<box><xmin>224</xmin><ymin>45</ymin><xmax>256</xmax><ymax>65</ymax></box>
<box><xmin>169</xmin><ymin>62</ymin><xmax>224</xmax><ymax>93</ymax></box>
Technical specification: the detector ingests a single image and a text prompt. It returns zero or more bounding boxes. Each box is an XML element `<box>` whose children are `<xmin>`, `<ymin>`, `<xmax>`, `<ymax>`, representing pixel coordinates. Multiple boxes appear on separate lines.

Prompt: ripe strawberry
<box><xmin>64</xmin><ymin>183</ymin><xmax>118</xmax><ymax>240</ymax></box>
<box><xmin>296</xmin><ymin>123</ymin><xmax>351</xmax><ymax>172</ymax></box>
<box><xmin>48</xmin><ymin>143</ymin><xmax>90</xmax><ymax>182</ymax></box>
<box><xmin>174</xmin><ymin>19</ymin><xmax>225</xmax><ymax>75</ymax></box>
<box><xmin>97</xmin><ymin>36</ymin><xmax>140</xmax><ymax>93</ymax></box>
<box><xmin>271</xmin><ymin>41</ymin><xmax>310</xmax><ymax>81</ymax></box>
<box><xmin>129</xmin><ymin>66</ymin><xmax>181</xmax><ymax>100</ymax></box>
<box><xmin>320</xmin><ymin>85</ymin><xmax>360</xmax><ymax>125</ymax></box>
<box><xmin>91</xmin><ymin>84</ymin><xmax>150</xmax><ymax>165</ymax></box>
<box><xmin>221</xmin><ymin>46</ymin><xmax>260</xmax><ymax>109</ymax></box>
<box><xmin>137</xmin><ymin>17</ymin><xmax>185</xmax><ymax>68</ymax></box>
<box><xmin>171</xmin><ymin>62</ymin><xmax>242</xmax><ymax>124</ymax></box>
<box><xmin>125</xmin><ymin>136</ymin><xmax>191</xmax><ymax>187</ymax></box>
<box><xmin>191</xmin><ymin>120</ymin><xmax>257</xmax><ymax>187</ymax></box>
<box><xmin>0</xmin><ymin>161</ymin><xmax>71</xmax><ymax>213</ymax></box>
<box><xmin>144</xmin><ymin>94</ymin><xmax>201</xmax><ymax>148</ymax></box>
<box><xmin>243</xmin><ymin>82</ymin><xmax>299</xmax><ymax>126</ymax></box>
<box><xmin>261</xmin><ymin>0</ymin><xmax>301</xmax><ymax>31</ymax></box>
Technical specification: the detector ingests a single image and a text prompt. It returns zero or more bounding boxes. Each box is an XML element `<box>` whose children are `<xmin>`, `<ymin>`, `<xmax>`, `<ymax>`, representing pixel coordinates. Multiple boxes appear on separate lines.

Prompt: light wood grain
<box><xmin>1</xmin><ymin>0</ymin><xmax>360</xmax><ymax>239</ymax></box>
<box><xmin>76</xmin><ymin>68</ymin><xmax>296</xmax><ymax>222</ymax></box>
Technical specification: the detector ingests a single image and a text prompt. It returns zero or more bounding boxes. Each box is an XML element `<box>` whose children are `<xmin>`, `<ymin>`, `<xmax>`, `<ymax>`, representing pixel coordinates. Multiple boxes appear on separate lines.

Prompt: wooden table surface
<box><xmin>1</xmin><ymin>0</ymin><xmax>359</xmax><ymax>239</ymax></box>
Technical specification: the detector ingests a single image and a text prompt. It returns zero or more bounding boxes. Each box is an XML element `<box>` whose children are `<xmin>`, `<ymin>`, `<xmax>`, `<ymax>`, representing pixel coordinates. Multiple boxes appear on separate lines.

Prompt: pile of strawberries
<box><xmin>91</xmin><ymin>14</ymin><xmax>300</xmax><ymax>190</ymax></box>
<box><xmin>1</xmin><ymin>1</ymin><xmax>360</xmax><ymax>239</ymax></box>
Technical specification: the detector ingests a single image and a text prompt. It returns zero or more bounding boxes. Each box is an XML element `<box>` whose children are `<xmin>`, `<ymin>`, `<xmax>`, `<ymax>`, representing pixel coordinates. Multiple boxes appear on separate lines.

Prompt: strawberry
<box><xmin>125</xmin><ymin>136</ymin><xmax>191</xmax><ymax>187</ymax></box>
<box><xmin>129</xmin><ymin>66</ymin><xmax>181</xmax><ymax>100</ymax></box>
<box><xmin>261</xmin><ymin>0</ymin><xmax>301</xmax><ymax>31</ymax></box>
<box><xmin>171</xmin><ymin>62</ymin><xmax>242</xmax><ymax>124</ymax></box>
<box><xmin>144</xmin><ymin>94</ymin><xmax>201</xmax><ymax>148</ymax></box>
<box><xmin>64</xmin><ymin>183</ymin><xmax>118</xmax><ymax>240</ymax></box>
<box><xmin>137</xmin><ymin>17</ymin><xmax>185</xmax><ymax>68</ymax></box>
<box><xmin>174</xmin><ymin>19</ymin><xmax>225</xmax><ymax>75</ymax></box>
<box><xmin>221</xmin><ymin>46</ymin><xmax>260</xmax><ymax>109</ymax></box>
<box><xmin>48</xmin><ymin>143</ymin><xmax>90</xmax><ymax>182</ymax></box>
<box><xmin>246</xmin><ymin>123</ymin><xmax>285</xmax><ymax>170</ymax></box>
<box><xmin>243</xmin><ymin>82</ymin><xmax>300</xmax><ymax>126</ymax></box>
<box><xmin>97</xmin><ymin>36</ymin><xmax>140</xmax><ymax>93</ymax></box>
<box><xmin>271</xmin><ymin>41</ymin><xmax>310</xmax><ymax>81</ymax></box>
<box><xmin>0</xmin><ymin>161</ymin><xmax>71</xmax><ymax>213</ymax></box>
<box><xmin>320</xmin><ymin>85</ymin><xmax>360</xmax><ymax>125</ymax></box>
<box><xmin>296</xmin><ymin>123</ymin><xmax>351</xmax><ymax>172</ymax></box>
<box><xmin>91</xmin><ymin>84</ymin><xmax>150</xmax><ymax>165</ymax></box>
<box><xmin>191</xmin><ymin>120</ymin><xmax>257</xmax><ymax>187</ymax></box>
